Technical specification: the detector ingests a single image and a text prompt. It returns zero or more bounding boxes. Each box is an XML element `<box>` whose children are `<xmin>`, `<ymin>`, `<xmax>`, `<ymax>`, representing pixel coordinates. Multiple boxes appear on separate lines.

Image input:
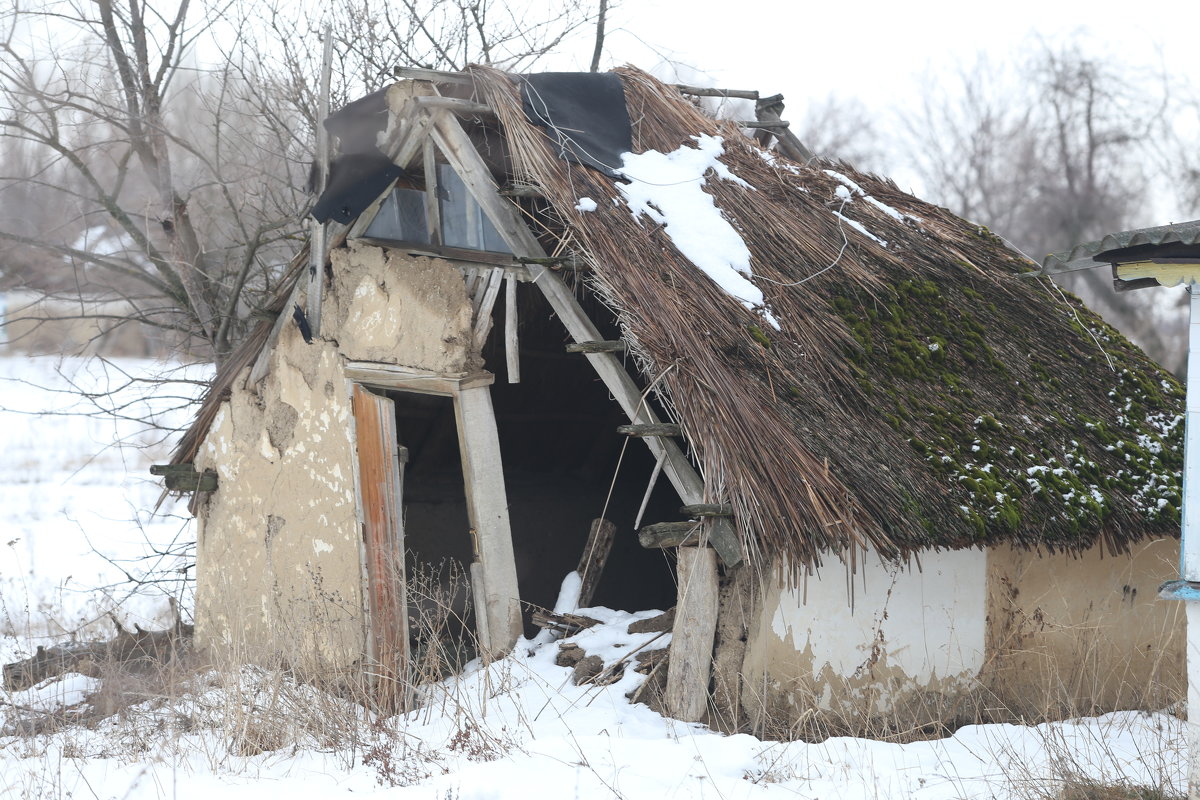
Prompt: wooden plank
<box><xmin>575</xmin><ymin>518</ymin><xmax>616</xmax><ymax>609</ymax></box>
<box><xmin>413</xmin><ymin>96</ymin><xmax>493</xmax><ymax>116</ymax></box>
<box><xmin>566</xmin><ymin>340</ymin><xmax>625</xmax><ymax>353</ymax></box>
<box><xmin>454</xmin><ymin>385</ymin><xmax>522</xmax><ymax>654</ymax></box>
<box><xmin>394</xmin><ymin>66</ymin><xmax>472</xmax><ymax>84</ymax></box>
<box><xmin>429</xmin><ymin>110</ymin><xmax>743</xmax><ymax>567</ymax></box>
<box><xmin>306</xmin><ymin>28</ymin><xmax>333</xmax><ymax>339</ymax></box>
<box><xmin>306</xmin><ymin>221</ymin><xmax>326</xmax><ymax>338</ymax></box>
<box><xmin>674</xmin><ymin>84</ymin><xmax>759</xmax><ymax>100</ymax></box>
<box><xmin>351</xmin><ymin>384</ymin><xmax>411</xmax><ymax>711</ymax></box>
<box><xmin>680</xmin><ymin>503</ymin><xmax>734</xmax><ymax>518</ymax></box>
<box><xmin>247</xmin><ymin>223</ymin><xmax>347</xmax><ymax>387</ymax></box>
<box><xmin>343</xmin><ymin>363</ymin><xmax>494</xmax><ymax>396</ymax></box>
<box><xmin>504</xmin><ymin>274</ymin><xmax>520</xmax><ymax>383</ymax></box>
<box><xmin>618</xmin><ymin>423</ymin><xmax>682</xmax><ymax>438</ymax></box>
<box><xmin>666</xmin><ymin>546</ymin><xmax>719</xmax><ymax>722</ymax></box>
<box><xmin>423</xmin><ymin>137</ymin><xmax>442</xmax><ymax>246</ymax></box>
<box><xmin>639</xmin><ymin>521</ymin><xmax>700</xmax><ymax>549</ymax></box>
<box><xmin>247</xmin><ymin>275</ymin><xmax>306</xmax><ymax>386</ymax></box>
<box><xmin>471</xmin><ymin>267</ymin><xmax>504</xmax><ymax>352</ymax></box>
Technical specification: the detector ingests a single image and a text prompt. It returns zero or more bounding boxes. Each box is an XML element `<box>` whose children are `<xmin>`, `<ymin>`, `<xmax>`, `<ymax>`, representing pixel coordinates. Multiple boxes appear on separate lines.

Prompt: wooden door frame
<box><xmin>348</xmin><ymin>363</ymin><xmax>522</xmax><ymax>658</ymax></box>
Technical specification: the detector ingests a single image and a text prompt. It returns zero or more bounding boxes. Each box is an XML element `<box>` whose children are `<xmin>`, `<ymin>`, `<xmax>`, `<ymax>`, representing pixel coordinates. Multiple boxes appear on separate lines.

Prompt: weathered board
<box><xmin>351</xmin><ymin>384</ymin><xmax>410</xmax><ymax>711</ymax></box>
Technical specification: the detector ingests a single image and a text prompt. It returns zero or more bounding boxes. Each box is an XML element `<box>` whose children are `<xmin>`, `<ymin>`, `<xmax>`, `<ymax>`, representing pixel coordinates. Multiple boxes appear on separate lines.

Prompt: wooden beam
<box><xmin>680</xmin><ymin>503</ymin><xmax>733</xmax><ymax>518</ymax></box>
<box><xmin>393</xmin><ymin>66</ymin><xmax>472</xmax><ymax>85</ymax></box>
<box><xmin>471</xmin><ymin>267</ymin><xmax>504</xmax><ymax>352</ymax></box>
<box><xmin>738</xmin><ymin>120</ymin><xmax>790</xmax><ymax>130</ymax></box>
<box><xmin>454</xmin><ymin>385</ymin><xmax>523</xmax><ymax>654</ymax></box>
<box><xmin>504</xmin><ymin>273</ymin><xmax>520</xmax><ymax>383</ymax></box>
<box><xmin>422</xmin><ymin>137</ymin><xmax>442</xmax><ymax>246</ymax></box>
<box><xmin>151</xmin><ymin>464</ymin><xmax>218</xmax><ymax>493</ymax></box>
<box><xmin>674</xmin><ymin>85</ymin><xmax>759</xmax><ymax>100</ymax></box>
<box><xmin>428</xmin><ymin>110</ymin><xmax>743</xmax><ymax>567</ymax></box>
<box><xmin>565</xmin><ymin>340</ymin><xmax>625</xmax><ymax>354</ymax></box>
<box><xmin>413</xmin><ymin>96</ymin><xmax>494</xmax><ymax>117</ymax></box>
<box><xmin>307</xmin><ymin>29</ymin><xmax>333</xmax><ymax>339</ymax></box>
<box><xmin>639</xmin><ymin>521</ymin><xmax>700</xmax><ymax>549</ymax></box>
<box><xmin>618</xmin><ymin>423</ymin><xmax>682</xmax><ymax>438</ymax></box>
<box><xmin>666</xmin><ymin>546</ymin><xmax>719</xmax><ymax>722</ymax></box>
<box><xmin>343</xmin><ymin>362</ymin><xmax>494</xmax><ymax>396</ymax></box>
<box><xmin>576</xmin><ymin>518</ymin><xmax>616</xmax><ymax>609</ymax></box>
<box><xmin>755</xmin><ymin>95</ymin><xmax>813</xmax><ymax>162</ymax></box>
<box><xmin>498</xmin><ymin>182</ymin><xmax>544</xmax><ymax>198</ymax></box>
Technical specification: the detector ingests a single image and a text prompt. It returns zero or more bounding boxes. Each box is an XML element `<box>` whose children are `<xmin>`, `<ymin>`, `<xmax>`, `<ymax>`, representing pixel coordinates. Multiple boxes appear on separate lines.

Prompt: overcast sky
<box><xmin>570</xmin><ymin>0</ymin><xmax>1186</xmax><ymax>110</ymax></box>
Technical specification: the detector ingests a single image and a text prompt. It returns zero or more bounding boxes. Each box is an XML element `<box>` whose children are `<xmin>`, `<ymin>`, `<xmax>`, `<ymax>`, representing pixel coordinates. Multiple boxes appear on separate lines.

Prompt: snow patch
<box><xmin>617</xmin><ymin>135</ymin><xmax>779</xmax><ymax>330</ymax></box>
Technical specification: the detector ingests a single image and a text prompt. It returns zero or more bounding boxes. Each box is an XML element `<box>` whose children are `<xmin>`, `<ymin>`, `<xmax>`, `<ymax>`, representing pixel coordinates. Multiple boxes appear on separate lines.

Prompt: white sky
<box><xmin>570</xmin><ymin>0</ymin><xmax>1187</xmax><ymax>111</ymax></box>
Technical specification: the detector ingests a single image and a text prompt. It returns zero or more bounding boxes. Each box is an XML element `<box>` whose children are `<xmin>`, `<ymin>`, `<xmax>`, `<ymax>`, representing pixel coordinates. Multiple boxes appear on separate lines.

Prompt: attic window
<box><xmin>364</xmin><ymin>187</ymin><xmax>430</xmax><ymax>244</ymax></box>
<box><xmin>438</xmin><ymin>165</ymin><xmax>510</xmax><ymax>253</ymax></box>
<box><xmin>360</xmin><ymin>165</ymin><xmax>512</xmax><ymax>256</ymax></box>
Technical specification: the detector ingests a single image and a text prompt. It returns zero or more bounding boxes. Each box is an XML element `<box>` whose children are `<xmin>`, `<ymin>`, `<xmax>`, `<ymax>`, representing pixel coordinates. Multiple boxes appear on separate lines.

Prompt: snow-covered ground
<box><xmin>0</xmin><ymin>356</ymin><xmax>206</xmax><ymax>657</ymax></box>
<box><xmin>0</xmin><ymin>355</ymin><xmax>1188</xmax><ymax>799</ymax></box>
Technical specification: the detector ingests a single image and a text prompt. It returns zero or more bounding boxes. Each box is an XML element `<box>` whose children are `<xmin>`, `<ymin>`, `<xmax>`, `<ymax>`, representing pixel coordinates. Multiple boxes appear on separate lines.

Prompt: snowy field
<box><xmin>0</xmin><ymin>355</ymin><xmax>1189</xmax><ymax>799</ymax></box>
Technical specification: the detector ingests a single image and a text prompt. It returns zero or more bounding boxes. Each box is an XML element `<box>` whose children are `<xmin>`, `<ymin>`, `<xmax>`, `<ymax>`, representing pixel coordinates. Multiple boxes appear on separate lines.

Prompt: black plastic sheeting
<box><xmin>311</xmin><ymin>88</ymin><xmax>401</xmax><ymax>224</ymax></box>
<box><xmin>520</xmin><ymin>73</ymin><xmax>631</xmax><ymax>177</ymax></box>
<box><xmin>311</xmin><ymin>154</ymin><xmax>406</xmax><ymax>225</ymax></box>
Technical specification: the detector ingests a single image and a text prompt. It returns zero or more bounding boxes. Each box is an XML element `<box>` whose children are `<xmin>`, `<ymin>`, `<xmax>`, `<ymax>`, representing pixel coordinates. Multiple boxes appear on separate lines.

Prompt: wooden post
<box><xmin>504</xmin><ymin>274</ymin><xmax>520</xmax><ymax>383</ymax></box>
<box><xmin>575</xmin><ymin>518</ymin><xmax>616</xmax><ymax>609</ymax></box>
<box><xmin>307</xmin><ymin>25</ymin><xmax>334</xmax><ymax>338</ymax></box>
<box><xmin>666</xmin><ymin>546</ymin><xmax>719</xmax><ymax>723</ymax></box>
<box><xmin>454</xmin><ymin>385</ymin><xmax>523</xmax><ymax>654</ymax></box>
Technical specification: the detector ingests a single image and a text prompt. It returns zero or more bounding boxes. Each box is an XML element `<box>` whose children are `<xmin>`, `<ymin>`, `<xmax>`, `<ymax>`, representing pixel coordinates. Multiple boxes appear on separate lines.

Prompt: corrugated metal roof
<box><xmin>1036</xmin><ymin>219</ymin><xmax>1200</xmax><ymax>275</ymax></box>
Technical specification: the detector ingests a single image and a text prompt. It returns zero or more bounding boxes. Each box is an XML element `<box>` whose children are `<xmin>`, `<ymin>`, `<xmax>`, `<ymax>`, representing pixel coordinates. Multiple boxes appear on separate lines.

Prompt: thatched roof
<box><xmin>174</xmin><ymin>65</ymin><xmax>1183</xmax><ymax>569</ymax></box>
<box><xmin>472</xmin><ymin>66</ymin><xmax>1182</xmax><ymax>566</ymax></box>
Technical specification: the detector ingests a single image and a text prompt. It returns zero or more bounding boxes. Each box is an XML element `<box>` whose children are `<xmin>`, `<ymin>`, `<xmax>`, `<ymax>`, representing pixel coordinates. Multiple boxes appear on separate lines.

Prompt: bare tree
<box><xmin>0</xmin><ymin>0</ymin><xmax>602</xmax><ymax>365</ymax></box>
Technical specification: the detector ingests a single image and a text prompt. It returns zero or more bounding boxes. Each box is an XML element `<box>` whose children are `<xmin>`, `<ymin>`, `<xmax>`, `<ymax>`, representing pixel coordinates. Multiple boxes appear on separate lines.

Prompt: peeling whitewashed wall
<box><xmin>193</xmin><ymin>245</ymin><xmax>475</xmax><ymax>671</ymax></box>
<box><xmin>740</xmin><ymin>548</ymin><xmax>987</xmax><ymax>733</ymax></box>
<box><xmin>738</xmin><ymin>539</ymin><xmax>1184</xmax><ymax>732</ymax></box>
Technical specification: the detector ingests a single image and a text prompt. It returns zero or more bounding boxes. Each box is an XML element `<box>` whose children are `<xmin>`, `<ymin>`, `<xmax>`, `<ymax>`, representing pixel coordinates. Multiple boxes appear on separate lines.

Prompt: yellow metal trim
<box><xmin>1115</xmin><ymin>260</ymin><xmax>1200</xmax><ymax>287</ymax></box>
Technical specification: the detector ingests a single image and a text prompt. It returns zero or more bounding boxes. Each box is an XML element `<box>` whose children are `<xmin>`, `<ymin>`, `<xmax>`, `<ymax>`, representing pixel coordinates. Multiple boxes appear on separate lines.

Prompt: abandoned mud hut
<box><xmin>162</xmin><ymin>65</ymin><xmax>1186</xmax><ymax>733</ymax></box>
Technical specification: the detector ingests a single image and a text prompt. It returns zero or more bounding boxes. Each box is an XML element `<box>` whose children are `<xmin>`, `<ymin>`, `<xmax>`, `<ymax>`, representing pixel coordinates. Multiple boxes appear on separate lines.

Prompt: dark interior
<box><xmin>388</xmin><ymin>279</ymin><xmax>680</xmax><ymax>636</ymax></box>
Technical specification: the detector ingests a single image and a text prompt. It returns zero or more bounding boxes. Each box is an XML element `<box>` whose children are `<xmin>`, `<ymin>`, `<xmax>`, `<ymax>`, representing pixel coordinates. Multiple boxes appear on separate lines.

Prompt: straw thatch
<box><xmin>173</xmin><ymin>65</ymin><xmax>1183</xmax><ymax>572</ymax></box>
<box><xmin>471</xmin><ymin>65</ymin><xmax>1182</xmax><ymax>568</ymax></box>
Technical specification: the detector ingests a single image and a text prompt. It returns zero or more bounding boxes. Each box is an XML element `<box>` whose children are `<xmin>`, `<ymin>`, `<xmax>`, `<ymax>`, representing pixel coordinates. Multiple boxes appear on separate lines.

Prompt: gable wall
<box><xmin>193</xmin><ymin>244</ymin><xmax>476</xmax><ymax>672</ymax></box>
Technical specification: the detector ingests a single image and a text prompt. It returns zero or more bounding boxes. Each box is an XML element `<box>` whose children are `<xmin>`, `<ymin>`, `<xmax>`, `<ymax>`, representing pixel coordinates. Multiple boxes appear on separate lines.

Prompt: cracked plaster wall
<box><xmin>193</xmin><ymin>245</ymin><xmax>476</xmax><ymax>671</ymax></box>
<box><xmin>740</xmin><ymin>547</ymin><xmax>988</xmax><ymax>734</ymax></box>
